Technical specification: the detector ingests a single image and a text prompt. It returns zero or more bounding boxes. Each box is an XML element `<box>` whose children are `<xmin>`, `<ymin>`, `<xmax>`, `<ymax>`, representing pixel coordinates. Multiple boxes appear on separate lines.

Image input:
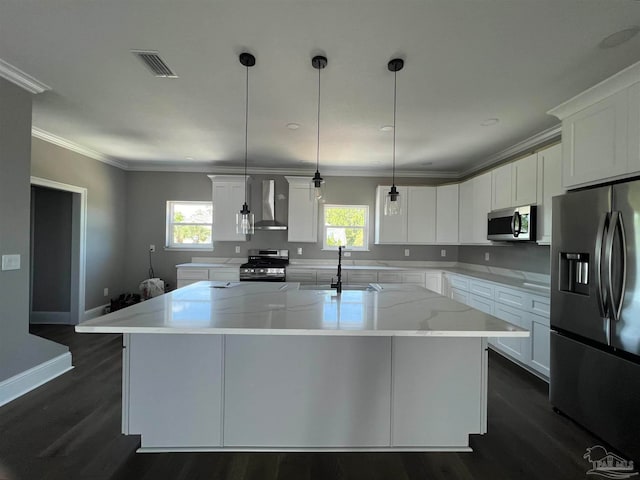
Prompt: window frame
<box><xmin>165</xmin><ymin>200</ymin><xmax>214</xmax><ymax>250</ymax></box>
<box><xmin>322</xmin><ymin>204</ymin><xmax>370</xmax><ymax>251</ymax></box>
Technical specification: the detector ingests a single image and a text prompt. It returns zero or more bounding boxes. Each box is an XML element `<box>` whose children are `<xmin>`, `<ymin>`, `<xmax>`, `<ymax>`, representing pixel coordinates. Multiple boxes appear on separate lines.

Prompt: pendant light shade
<box><xmin>384</xmin><ymin>58</ymin><xmax>404</xmax><ymax>216</ymax></box>
<box><xmin>311</xmin><ymin>55</ymin><xmax>327</xmax><ymax>202</ymax></box>
<box><xmin>236</xmin><ymin>52</ymin><xmax>255</xmax><ymax>235</ymax></box>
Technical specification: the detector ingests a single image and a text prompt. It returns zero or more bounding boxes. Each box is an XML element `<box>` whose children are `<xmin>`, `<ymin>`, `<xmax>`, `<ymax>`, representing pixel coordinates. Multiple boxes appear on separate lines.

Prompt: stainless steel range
<box><xmin>239</xmin><ymin>249</ymin><xmax>289</xmax><ymax>282</ymax></box>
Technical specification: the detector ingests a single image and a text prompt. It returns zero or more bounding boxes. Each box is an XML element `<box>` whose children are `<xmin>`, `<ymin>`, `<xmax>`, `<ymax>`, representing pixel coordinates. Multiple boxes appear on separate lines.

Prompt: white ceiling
<box><xmin>1</xmin><ymin>0</ymin><xmax>640</xmax><ymax>175</ymax></box>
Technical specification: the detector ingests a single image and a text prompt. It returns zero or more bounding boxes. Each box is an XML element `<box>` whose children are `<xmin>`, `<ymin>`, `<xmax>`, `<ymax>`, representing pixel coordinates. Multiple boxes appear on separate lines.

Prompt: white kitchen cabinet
<box><xmin>377</xmin><ymin>271</ymin><xmax>403</xmax><ymax>283</ymax></box>
<box><xmin>435</xmin><ymin>184</ymin><xmax>459</xmax><ymax>243</ymax></box>
<box><xmin>345</xmin><ymin>270</ymin><xmax>378</xmax><ymax>285</ymax></box>
<box><xmin>512</xmin><ymin>153</ymin><xmax>538</xmax><ymax>206</ymax></box>
<box><xmin>422</xmin><ymin>272</ymin><xmax>440</xmax><ymax>293</ymax></box>
<box><xmin>536</xmin><ymin>143</ymin><xmax>564</xmax><ymax>244</ymax></box>
<box><xmin>474</xmin><ymin>172</ymin><xmax>492</xmax><ymax>244</ymax></box>
<box><xmin>493</xmin><ymin>303</ymin><xmax>531</xmax><ymax>365</ymax></box>
<box><xmin>458</xmin><ymin>172</ymin><xmax>491</xmax><ymax>244</ymax></box>
<box><xmin>491</xmin><ymin>163</ymin><xmax>513</xmax><ymax>210</ymax></box>
<box><xmin>458</xmin><ymin>179</ymin><xmax>474</xmax><ymax>244</ymax></box>
<box><xmin>286</xmin><ymin>268</ymin><xmax>317</xmax><ymax>284</ymax></box>
<box><xmin>285</xmin><ymin>176</ymin><xmax>318</xmax><ymax>243</ymax></box>
<box><xmin>208</xmin><ymin>175</ymin><xmax>249</xmax><ymax>242</ymax></box>
<box><xmin>176</xmin><ymin>268</ymin><xmax>209</xmax><ymax>288</ymax></box>
<box><xmin>375</xmin><ymin>186</ymin><xmax>408</xmax><ymax>244</ymax></box>
<box><xmin>375</xmin><ymin>186</ymin><xmax>438</xmax><ymax>245</ymax></box>
<box><xmin>317</xmin><ymin>270</ymin><xmax>337</xmax><ymax>284</ymax></box>
<box><xmin>491</xmin><ymin>154</ymin><xmax>537</xmax><ymax>210</ymax></box>
<box><xmin>407</xmin><ymin>187</ymin><xmax>436</xmax><ymax>244</ymax></box>
<box><xmin>548</xmin><ymin>62</ymin><xmax>640</xmax><ymax>189</ymax></box>
<box><xmin>208</xmin><ymin>268</ymin><xmax>239</xmax><ymax>282</ymax></box>
<box><xmin>444</xmin><ymin>272</ymin><xmax>549</xmax><ymax>381</ymax></box>
<box><xmin>530</xmin><ymin>315</ymin><xmax>550</xmax><ymax>377</ymax></box>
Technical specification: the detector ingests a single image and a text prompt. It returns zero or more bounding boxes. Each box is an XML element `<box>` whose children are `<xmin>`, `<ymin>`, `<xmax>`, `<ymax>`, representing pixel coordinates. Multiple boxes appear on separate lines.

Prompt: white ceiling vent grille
<box><xmin>131</xmin><ymin>50</ymin><xmax>178</xmax><ymax>78</ymax></box>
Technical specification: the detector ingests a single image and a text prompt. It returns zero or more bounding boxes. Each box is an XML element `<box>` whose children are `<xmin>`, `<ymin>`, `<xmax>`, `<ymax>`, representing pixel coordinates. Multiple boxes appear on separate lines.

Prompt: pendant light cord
<box><xmin>316</xmin><ymin>64</ymin><xmax>321</xmax><ymax>174</ymax></box>
<box><xmin>392</xmin><ymin>68</ymin><xmax>397</xmax><ymax>187</ymax></box>
<box><xmin>244</xmin><ymin>64</ymin><xmax>249</xmax><ymax>205</ymax></box>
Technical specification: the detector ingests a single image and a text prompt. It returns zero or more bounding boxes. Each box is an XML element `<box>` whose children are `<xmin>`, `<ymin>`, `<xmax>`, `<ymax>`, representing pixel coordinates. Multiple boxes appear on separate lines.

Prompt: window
<box><xmin>166</xmin><ymin>201</ymin><xmax>213</xmax><ymax>249</ymax></box>
<box><xmin>323</xmin><ymin>204</ymin><xmax>369</xmax><ymax>250</ymax></box>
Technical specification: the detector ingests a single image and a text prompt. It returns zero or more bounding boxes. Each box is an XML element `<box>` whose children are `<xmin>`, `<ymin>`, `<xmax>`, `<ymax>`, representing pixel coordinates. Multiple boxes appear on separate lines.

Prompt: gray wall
<box><xmin>31</xmin><ymin>186</ymin><xmax>72</xmax><ymax>311</ymax></box>
<box><xmin>0</xmin><ymin>78</ymin><xmax>68</xmax><ymax>382</ymax></box>
<box><xmin>124</xmin><ymin>172</ymin><xmax>459</xmax><ymax>292</ymax></box>
<box><xmin>31</xmin><ymin>137</ymin><xmax>128</xmax><ymax>309</ymax></box>
<box><xmin>458</xmin><ymin>244</ymin><xmax>551</xmax><ymax>274</ymax></box>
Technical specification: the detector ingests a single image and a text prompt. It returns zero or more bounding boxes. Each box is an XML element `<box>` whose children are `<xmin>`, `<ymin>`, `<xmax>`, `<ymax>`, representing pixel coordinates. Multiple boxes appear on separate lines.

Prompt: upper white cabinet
<box><xmin>435</xmin><ymin>184</ymin><xmax>459</xmax><ymax>243</ymax></box>
<box><xmin>536</xmin><ymin>143</ymin><xmax>564</xmax><ymax>244</ymax></box>
<box><xmin>407</xmin><ymin>187</ymin><xmax>436</xmax><ymax>244</ymax></box>
<box><xmin>375</xmin><ymin>186</ymin><xmax>408</xmax><ymax>244</ymax></box>
<box><xmin>285</xmin><ymin>176</ymin><xmax>318</xmax><ymax>243</ymax></box>
<box><xmin>375</xmin><ymin>186</ymin><xmax>437</xmax><ymax>245</ymax></box>
<box><xmin>208</xmin><ymin>175</ymin><xmax>249</xmax><ymax>242</ymax></box>
<box><xmin>459</xmin><ymin>172</ymin><xmax>492</xmax><ymax>244</ymax></box>
<box><xmin>548</xmin><ymin>61</ymin><xmax>640</xmax><ymax>189</ymax></box>
<box><xmin>491</xmin><ymin>154</ymin><xmax>537</xmax><ymax>210</ymax></box>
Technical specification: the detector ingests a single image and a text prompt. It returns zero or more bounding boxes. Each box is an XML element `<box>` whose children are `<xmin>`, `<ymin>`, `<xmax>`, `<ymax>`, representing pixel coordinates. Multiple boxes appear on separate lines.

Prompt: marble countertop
<box><xmin>76</xmin><ymin>281</ymin><xmax>529</xmax><ymax>338</ymax></box>
<box><xmin>441</xmin><ymin>267</ymin><xmax>550</xmax><ymax>297</ymax></box>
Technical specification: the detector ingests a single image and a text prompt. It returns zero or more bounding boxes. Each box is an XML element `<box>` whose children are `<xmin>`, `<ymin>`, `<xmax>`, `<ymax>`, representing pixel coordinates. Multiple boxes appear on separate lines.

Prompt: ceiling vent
<box><xmin>131</xmin><ymin>50</ymin><xmax>178</xmax><ymax>78</ymax></box>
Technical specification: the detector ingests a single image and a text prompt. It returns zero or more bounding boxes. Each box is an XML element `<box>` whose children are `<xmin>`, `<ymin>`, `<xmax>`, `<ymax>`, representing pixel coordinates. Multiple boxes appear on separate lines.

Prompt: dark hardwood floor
<box><xmin>0</xmin><ymin>325</ymin><xmax>602</xmax><ymax>480</ymax></box>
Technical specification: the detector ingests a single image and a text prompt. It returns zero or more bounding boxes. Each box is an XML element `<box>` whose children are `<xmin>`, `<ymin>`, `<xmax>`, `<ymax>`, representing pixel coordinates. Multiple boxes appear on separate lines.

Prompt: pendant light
<box><xmin>384</xmin><ymin>58</ymin><xmax>404</xmax><ymax>216</ymax></box>
<box><xmin>311</xmin><ymin>55</ymin><xmax>327</xmax><ymax>201</ymax></box>
<box><xmin>236</xmin><ymin>52</ymin><xmax>255</xmax><ymax>235</ymax></box>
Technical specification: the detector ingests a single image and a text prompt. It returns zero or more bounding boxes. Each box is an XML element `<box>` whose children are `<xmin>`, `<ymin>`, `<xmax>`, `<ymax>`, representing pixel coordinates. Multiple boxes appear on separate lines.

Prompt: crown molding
<box><xmin>0</xmin><ymin>59</ymin><xmax>51</xmax><ymax>94</ymax></box>
<box><xmin>548</xmin><ymin>60</ymin><xmax>640</xmax><ymax>120</ymax></box>
<box><xmin>31</xmin><ymin>127</ymin><xmax>129</xmax><ymax>170</ymax></box>
<box><xmin>127</xmin><ymin>161</ymin><xmax>460</xmax><ymax>178</ymax></box>
<box><xmin>460</xmin><ymin>124</ymin><xmax>562</xmax><ymax>179</ymax></box>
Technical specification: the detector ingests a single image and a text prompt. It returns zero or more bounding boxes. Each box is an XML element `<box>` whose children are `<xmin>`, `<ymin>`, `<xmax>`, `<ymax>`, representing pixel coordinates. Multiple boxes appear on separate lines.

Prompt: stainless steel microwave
<box><xmin>487</xmin><ymin>205</ymin><xmax>537</xmax><ymax>241</ymax></box>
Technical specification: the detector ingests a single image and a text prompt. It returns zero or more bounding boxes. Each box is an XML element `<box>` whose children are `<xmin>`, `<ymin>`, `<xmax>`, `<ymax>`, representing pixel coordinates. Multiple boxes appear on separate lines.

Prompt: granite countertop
<box><xmin>76</xmin><ymin>281</ymin><xmax>529</xmax><ymax>338</ymax></box>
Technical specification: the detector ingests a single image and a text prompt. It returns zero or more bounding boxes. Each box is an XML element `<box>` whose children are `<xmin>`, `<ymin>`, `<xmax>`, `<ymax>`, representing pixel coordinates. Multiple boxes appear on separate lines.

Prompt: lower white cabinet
<box><xmin>176</xmin><ymin>267</ymin><xmax>239</xmax><ymax>288</ymax></box>
<box><xmin>493</xmin><ymin>303</ymin><xmax>531</xmax><ymax>365</ymax></box>
<box><xmin>445</xmin><ymin>273</ymin><xmax>550</xmax><ymax>380</ymax></box>
<box><xmin>346</xmin><ymin>270</ymin><xmax>379</xmax><ymax>285</ymax></box>
<box><xmin>423</xmin><ymin>272</ymin><xmax>442</xmax><ymax>294</ymax></box>
<box><xmin>286</xmin><ymin>268</ymin><xmax>317</xmax><ymax>284</ymax></box>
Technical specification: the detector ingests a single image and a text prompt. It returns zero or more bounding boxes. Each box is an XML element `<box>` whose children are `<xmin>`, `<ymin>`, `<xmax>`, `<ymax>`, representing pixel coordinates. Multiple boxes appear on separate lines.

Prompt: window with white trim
<box><xmin>323</xmin><ymin>204</ymin><xmax>369</xmax><ymax>250</ymax></box>
<box><xmin>166</xmin><ymin>201</ymin><xmax>213</xmax><ymax>249</ymax></box>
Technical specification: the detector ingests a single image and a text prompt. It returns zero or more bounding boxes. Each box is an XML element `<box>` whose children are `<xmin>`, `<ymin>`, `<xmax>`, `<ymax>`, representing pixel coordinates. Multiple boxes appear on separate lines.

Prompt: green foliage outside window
<box><xmin>324</xmin><ymin>206</ymin><xmax>367</xmax><ymax>249</ymax></box>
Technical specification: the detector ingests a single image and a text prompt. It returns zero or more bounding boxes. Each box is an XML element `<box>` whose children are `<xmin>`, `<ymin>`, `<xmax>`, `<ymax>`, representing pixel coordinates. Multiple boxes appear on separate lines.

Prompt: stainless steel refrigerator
<box><xmin>551</xmin><ymin>180</ymin><xmax>640</xmax><ymax>461</ymax></box>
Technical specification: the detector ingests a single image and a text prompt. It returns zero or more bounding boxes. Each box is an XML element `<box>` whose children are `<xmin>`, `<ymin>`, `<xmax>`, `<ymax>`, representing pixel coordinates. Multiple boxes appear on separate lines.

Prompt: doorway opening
<box><xmin>29</xmin><ymin>177</ymin><xmax>86</xmax><ymax>325</ymax></box>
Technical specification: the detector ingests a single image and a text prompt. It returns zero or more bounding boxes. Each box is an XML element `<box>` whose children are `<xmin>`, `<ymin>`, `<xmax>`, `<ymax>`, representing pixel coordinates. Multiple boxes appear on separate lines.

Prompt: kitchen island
<box><xmin>76</xmin><ymin>281</ymin><xmax>528</xmax><ymax>452</ymax></box>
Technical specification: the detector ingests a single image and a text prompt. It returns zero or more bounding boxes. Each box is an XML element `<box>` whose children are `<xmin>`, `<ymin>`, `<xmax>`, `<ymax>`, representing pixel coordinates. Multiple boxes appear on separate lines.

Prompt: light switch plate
<box><xmin>1</xmin><ymin>254</ymin><xmax>21</xmax><ymax>271</ymax></box>
<box><xmin>235</xmin><ymin>246</ymin><xmax>241</xmax><ymax>254</ymax></box>
<box><xmin>404</xmin><ymin>249</ymin><xmax>410</xmax><ymax>257</ymax></box>
<box><xmin>344</xmin><ymin>251</ymin><xmax>351</xmax><ymax>257</ymax></box>
<box><xmin>297</xmin><ymin>247</ymin><xmax>303</xmax><ymax>255</ymax></box>
<box><xmin>441</xmin><ymin>249</ymin><xmax>447</xmax><ymax>257</ymax></box>
<box><xmin>485</xmin><ymin>252</ymin><xmax>490</xmax><ymax>261</ymax></box>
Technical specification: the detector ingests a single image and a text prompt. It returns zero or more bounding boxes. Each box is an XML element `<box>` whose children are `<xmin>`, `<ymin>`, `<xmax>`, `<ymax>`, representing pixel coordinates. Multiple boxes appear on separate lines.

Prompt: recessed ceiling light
<box><xmin>380</xmin><ymin>125</ymin><xmax>394</xmax><ymax>132</ymax></box>
<box><xmin>599</xmin><ymin>26</ymin><xmax>640</xmax><ymax>49</ymax></box>
<box><xmin>480</xmin><ymin>118</ymin><xmax>500</xmax><ymax>127</ymax></box>
<box><xmin>286</xmin><ymin>123</ymin><xmax>300</xmax><ymax>130</ymax></box>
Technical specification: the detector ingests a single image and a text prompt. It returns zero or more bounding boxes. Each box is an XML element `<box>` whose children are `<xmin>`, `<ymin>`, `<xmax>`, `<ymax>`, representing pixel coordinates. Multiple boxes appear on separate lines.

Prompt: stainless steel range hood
<box><xmin>254</xmin><ymin>180</ymin><xmax>287</xmax><ymax>231</ymax></box>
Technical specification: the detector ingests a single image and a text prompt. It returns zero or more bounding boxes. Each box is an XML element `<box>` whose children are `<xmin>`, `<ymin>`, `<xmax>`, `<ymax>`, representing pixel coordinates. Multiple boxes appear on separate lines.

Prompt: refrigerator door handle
<box><xmin>595</xmin><ymin>212</ymin><xmax>609</xmax><ymax>318</ymax></box>
<box><xmin>606</xmin><ymin>211</ymin><xmax>627</xmax><ymax>322</ymax></box>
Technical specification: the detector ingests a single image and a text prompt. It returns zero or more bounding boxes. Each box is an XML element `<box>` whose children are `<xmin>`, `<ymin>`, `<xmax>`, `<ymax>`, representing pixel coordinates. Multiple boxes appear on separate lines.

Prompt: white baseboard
<box><xmin>0</xmin><ymin>352</ymin><xmax>73</xmax><ymax>407</ymax></box>
<box><xmin>29</xmin><ymin>311</ymin><xmax>72</xmax><ymax>324</ymax></box>
<box><xmin>83</xmin><ymin>304</ymin><xmax>108</xmax><ymax>321</ymax></box>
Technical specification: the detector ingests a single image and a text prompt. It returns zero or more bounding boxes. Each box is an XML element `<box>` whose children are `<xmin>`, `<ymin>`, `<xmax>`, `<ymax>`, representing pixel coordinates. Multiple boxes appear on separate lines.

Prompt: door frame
<box><xmin>30</xmin><ymin>176</ymin><xmax>87</xmax><ymax>324</ymax></box>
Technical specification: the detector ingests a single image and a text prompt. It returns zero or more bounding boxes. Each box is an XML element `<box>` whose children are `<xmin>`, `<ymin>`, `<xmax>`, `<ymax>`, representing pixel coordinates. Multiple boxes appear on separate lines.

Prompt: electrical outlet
<box><xmin>235</xmin><ymin>246</ymin><xmax>241</xmax><ymax>254</ymax></box>
<box><xmin>297</xmin><ymin>247</ymin><xmax>303</xmax><ymax>255</ymax></box>
<box><xmin>344</xmin><ymin>251</ymin><xmax>351</xmax><ymax>257</ymax></box>
<box><xmin>1</xmin><ymin>254</ymin><xmax>21</xmax><ymax>271</ymax></box>
<box><xmin>484</xmin><ymin>252</ymin><xmax>490</xmax><ymax>261</ymax></box>
<box><xmin>441</xmin><ymin>249</ymin><xmax>447</xmax><ymax>257</ymax></box>
<box><xmin>404</xmin><ymin>249</ymin><xmax>410</xmax><ymax>257</ymax></box>
<box><xmin>149</xmin><ymin>244</ymin><xmax>156</xmax><ymax>253</ymax></box>
<box><xmin>103</xmin><ymin>287</ymin><xmax>109</xmax><ymax>297</ymax></box>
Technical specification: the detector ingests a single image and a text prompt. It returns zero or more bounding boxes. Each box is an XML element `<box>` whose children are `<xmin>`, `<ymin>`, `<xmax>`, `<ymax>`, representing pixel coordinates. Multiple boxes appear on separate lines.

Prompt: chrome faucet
<box><xmin>331</xmin><ymin>246</ymin><xmax>344</xmax><ymax>293</ymax></box>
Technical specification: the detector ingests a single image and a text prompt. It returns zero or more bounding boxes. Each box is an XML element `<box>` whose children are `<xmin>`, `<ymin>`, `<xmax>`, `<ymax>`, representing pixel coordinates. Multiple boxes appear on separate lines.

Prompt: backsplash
<box><xmin>458</xmin><ymin>244</ymin><xmax>551</xmax><ymax>274</ymax></box>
